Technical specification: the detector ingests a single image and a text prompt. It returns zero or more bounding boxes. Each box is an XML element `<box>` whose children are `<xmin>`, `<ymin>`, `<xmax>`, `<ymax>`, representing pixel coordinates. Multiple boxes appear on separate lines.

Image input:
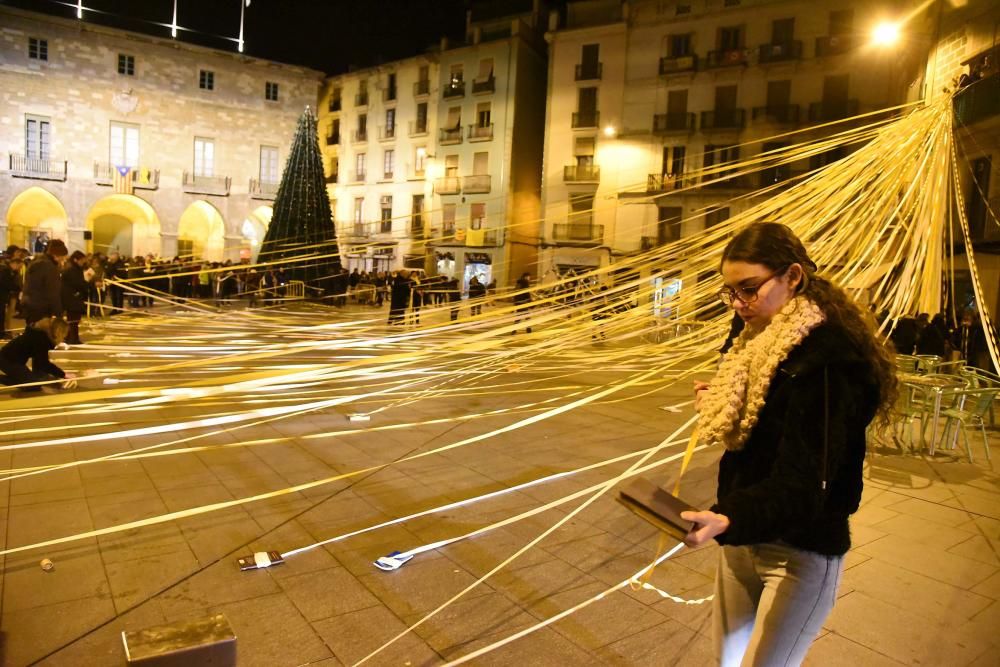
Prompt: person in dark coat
<box><xmin>889</xmin><ymin>315</ymin><xmax>919</xmax><ymax>355</ymax></box>
<box><xmin>468</xmin><ymin>276</ymin><xmax>487</xmax><ymax>317</ymax></box>
<box><xmin>387</xmin><ymin>271</ymin><xmax>411</xmax><ymax>325</ymax></box>
<box><xmin>0</xmin><ymin>254</ymin><xmax>25</xmax><ymax>339</ymax></box>
<box><xmin>511</xmin><ymin>272</ymin><xmax>533</xmax><ymax>334</ymax></box>
<box><xmin>915</xmin><ymin>313</ymin><xmax>949</xmax><ymax>357</ymax></box>
<box><xmin>61</xmin><ymin>251</ymin><xmax>89</xmax><ymax>345</ymax></box>
<box><xmin>21</xmin><ymin>238</ymin><xmax>68</xmax><ymax>327</ymax></box>
<box><xmin>446</xmin><ymin>277</ymin><xmax>461</xmax><ymax>321</ymax></box>
<box><xmin>686</xmin><ymin>223</ymin><xmax>895</xmax><ymax>666</ymax></box>
<box><xmin>0</xmin><ymin>316</ymin><xmax>71</xmax><ymax>392</ymax></box>
<box><xmin>104</xmin><ymin>252</ymin><xmax>127</xmax><ymax>314</ymax></box>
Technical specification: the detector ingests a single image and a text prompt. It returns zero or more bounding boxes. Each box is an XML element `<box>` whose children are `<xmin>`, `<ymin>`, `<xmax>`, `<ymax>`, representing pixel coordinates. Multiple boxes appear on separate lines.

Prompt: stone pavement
<box><xmin>0</xmin><ymin>305</ymin><xmax>997</xmax><ymax>666</ymax></box>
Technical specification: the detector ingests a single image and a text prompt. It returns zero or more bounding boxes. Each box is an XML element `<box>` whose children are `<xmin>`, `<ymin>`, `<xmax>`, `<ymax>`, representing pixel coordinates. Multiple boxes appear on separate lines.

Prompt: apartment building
<box><xmin>322</xmin><ymin>0</ymin><xmax>549</xmax><ymax>289</ymax></box>
<box><xmin>540</xmin><ymin>0</ymin><xmax>920</xmax><ymax>288</ymax></box>
<box><xmin>0</xmin><ymin>6</ymin><xmax>323</xmax><ymax>261</ymax></box>
<box><xmin>319</xmin><ymin>55</ymin><xmax>439</xmax><ymax>274</ymax></box>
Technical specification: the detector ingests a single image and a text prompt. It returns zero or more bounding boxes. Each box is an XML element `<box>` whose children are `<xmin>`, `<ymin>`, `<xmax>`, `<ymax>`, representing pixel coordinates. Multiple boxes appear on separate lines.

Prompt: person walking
<box><xmin>105</xmin><ymin>252</ymin><xmax>127</xmax><ymax>315</ymax></box>
<box><xmin>21</xmin><ymin>238</ymin><xmax>68</xmax><ymax>327</ymax></box>
<box><xmin>511</xmin><ymin>272</ymin><xmax>533</xmax><ymax>334</ymax></box>
<box><xmin>61</xmin><ymin>250</ymin><xmax>89</xmax><ymax>345</ymax></box>
<box><xmin>388</xmin><ymin>271</ymin><xmax>410</xmax><ymax>325</ymax></box>
<box><xmin>686</xmin><ymin>222</ymin><xmax>895</xmax><ymax>667</ymax></box>
<box><xmin>468</xmin><ymin>276</ymin><xmax>486</xmax><ymax>317</ymax></box>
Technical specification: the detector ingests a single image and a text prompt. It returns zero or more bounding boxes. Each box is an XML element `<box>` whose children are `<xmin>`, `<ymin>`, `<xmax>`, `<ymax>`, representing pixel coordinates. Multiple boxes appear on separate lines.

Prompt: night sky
<box><xmin>2</xmin><ymin>0</ymin><xmax>472</xmax><ymax>73</ymax></box>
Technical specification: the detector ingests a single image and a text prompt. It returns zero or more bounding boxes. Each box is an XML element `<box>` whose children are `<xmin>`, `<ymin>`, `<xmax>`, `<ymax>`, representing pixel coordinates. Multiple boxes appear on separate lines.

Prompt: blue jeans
<box><xmin>714</xmin><ymin>542</ymin><xmax>843</xmax><ymax>666</ymax></box>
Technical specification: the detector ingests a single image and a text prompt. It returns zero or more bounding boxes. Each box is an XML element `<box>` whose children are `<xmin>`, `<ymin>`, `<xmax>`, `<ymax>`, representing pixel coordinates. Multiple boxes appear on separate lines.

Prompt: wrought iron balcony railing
<box><xmin>653</xmin><ymin>112</ymin><xmax>696</xmax><ymax>133</ymax></box>
<box><xmin>552</xmin><ymin>223</ymin><xmax>604</xmax><ymax>245</ymax></box>
<box><xmin>182</xmin><ymin>171</ymin><xmax>231</xmax><ymax>196</ymax></box>
<box><xmin>758</xmin><ymin>41</ymin><xmax>802</xmax><ymax>63</ymax></box>
<box><xmin>468</xmin><ymin>123</ymin><xmax>494</xmax><ymax>141</ymax></box>
<box><xmin>462</xmin><ymin>174</ymin><xmax>491</xmax><ymax>193</ymax></box>
<box><xmin>751</xmin><ymin>104</ymin><xmax>801</xmax><ymax>124</ymax></box>
<box><xmin>563</xmin><ymin>165</ymin><xmax>600</xmax><ymax>182</ymax></box>
<box><xmin>700</xmin><ymin>108</ymin><xmax>746</xmax><ymax>130</ymax></box>
<box><xmin>659</xmin><ymin>54</ymin><xmax>698</xmax><ymax>75</ymax></box>
<box><xmin>9</xmin><ymin>154</ymin><xmax>67</xmax><ymax>181</ymax></box>
<box><xmin>249</xmin><ymin>178</ymin><xmax>279</xmax><ymax>199</ymax></box>
<box><xmin>572</xmin><ymin>110</ymin><xmax>600</xmax><ymax>128</ymax></box>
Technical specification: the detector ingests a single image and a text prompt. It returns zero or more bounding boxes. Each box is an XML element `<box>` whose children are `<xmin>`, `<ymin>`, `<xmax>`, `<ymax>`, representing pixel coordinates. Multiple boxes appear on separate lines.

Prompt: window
<box><xmin>25</xmin><ymin>116</ymin><xmax>51</xmax><ymax>160</ymax></box>
<box><xmin>442</xmin><ymin>203</ymin><xmax>456</xmax><ymax>233</ymax></box>
<box><xmin>385</xmin><ymin>108</ymin><xmax>395</xmax><ymax>136</ymax></box>
<box><xmin>661</xmin><ymin>145</ymin><xmax>685</xmax><ymax>177</ymax></box>
<box><xmin>28</xmin><ymin>37</ymin><xmax>48</xmax><ymax>61</ymax></box>
<box><xmin>380</xmin><ymin>195</ymin><xmax>393</xmax><ymax>233</ymax></box>
<box><xmin>704</xmin><ymin>144</ymin><xmax>739</xmax><ymax>179</ymax></box>
<box><xmin>383</xmin><ymin>150</ymin><xmax>394</xmax><ymax>179</ymax></box>
<box><xmin>715</xmin><ymin>85</ymin><xmax>738</xmax><ymax>110</ymax></box>
<box><xmin>199</xmin><ymin>69</ymin><xmax>215</xmax><ymax>90</ymax></box>
<box><xmin>386</xmin><ymin>72</ymin><xmax>397</xmax><ymax>100</ymax></box>
<box><xmin>446</xmin><ymin>106</ymin><xmax>462</xmax><ymax>131</ymax></box>
<box><xmin>354</xmin><ymin>198</ymin><xmax>364</xmax><ymax>225</ymax></box>
<box><xmin>470</xmin><ymin>203</ymin><xmax>486</xmax><ymax>230</ymax></box>
<box><xmin>829</xmin><ymin>9</ymin><xmax>853</xmax><ymax>35</ymax></box>
<box><xmin>476</xmin><ymin>103</ymin><xmax>492</xmax><ymax>128</ymax></box>
<box><xmin>265</xmin><ymin>81</ymin><xmax>279</xmax><ymax>101</ymax></box>
<box><xmin>575</xmin><ymin>137</ymin><xmax>595</xmax><ymax>170</ymax></box>
<box><xmin>411</xmin><ymin>195</ymin><xmax>425</xmax><ymax>234</ymax></box>
<box><xmin>260</xmin><ymin>145</ymin><xmax>279</xmax><ymax>183</ymax></box>
<box><xmin>772</xmin><ymin>18</ymin><xmax>795</xmax><ymax>44</ymax></box>
<box><xmin>355</xmin><ymin>152</ymin><xmax>367</xmax><ymax>180</ymax></box>
<box><xmin>444</xmin><ymin>154</ymin><xmax>459</xmax><ymax>178</ymax></box>
<box><xmin>193</xmin><ymin>137</ymin><xmax>214</xmax><ymax>176</ymax></box>
<box><xmin>578</xmin><ymin>87</ymin><xmax>598</xmax><ymax>113</ymax></box>
<box><xmin>110</xmin><ymin>122</ymin><xmax>140</xmax><ymax>167</ymax></box>
<box><xmin>357</xmin><ymin>113</ymin><xmax>368</xmax><ymax>141</ymax></box>
<box><xmin>569</xmin><ymin>194</ymin><xmax>594</xmax><ymax>227</ymax></box>
<box><xmin>669</xmin><ymin>34</ymin><xmax>691</xmax><ymax>57</ymax></box>
<box><xmin>330</xmin><ymin>86</ymin><xmax>342</xmax><ymax>111</ymax></box>
<box><xmin>118</xmin><ymin>54</ymin><xmax>135</xmax><ymax>76</ymax></box>
<box><xmin>449</xmin><ymin>64</ymin><xmax>464</xmax><ymax>84</ymax></box>
<box><xmin>658</xmin><ymin>207</ymin><xmax>683</xmax><ymax>243</ymax></box>
<box><xmin>581</xmin><ymin>44</ymin><xmax>599</xmax><ymax>67</ymax></box>
<box><xmin>719</xmin><ymin>27</ymin><xmax>744</xmax><ymax>51</ymax></box>
<box><xmin>705</xmin><ymin>207</ymin><xmax>730</xmax><ymax>228</ymax></box>
<box><xmin>415</xmin><ymin>102</ymin><xmax>428</xmax><ymax>132</ymax></box>
<box><xmin>414</xmin><ymin>146</ymin><xmax>427</xmax><ymax>175</ymax></box>
<box><xmin>473</xmin><ymin>152</ymin><xmax>489</xmax><ymax>175</ymax></box>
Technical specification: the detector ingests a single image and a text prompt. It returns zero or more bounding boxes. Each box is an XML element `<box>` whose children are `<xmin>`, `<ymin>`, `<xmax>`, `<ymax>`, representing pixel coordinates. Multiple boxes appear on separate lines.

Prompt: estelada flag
<box><xmin>113</xmin><ymin>165</ymin><xmax>133</xmax><ymax>195</ymax></box>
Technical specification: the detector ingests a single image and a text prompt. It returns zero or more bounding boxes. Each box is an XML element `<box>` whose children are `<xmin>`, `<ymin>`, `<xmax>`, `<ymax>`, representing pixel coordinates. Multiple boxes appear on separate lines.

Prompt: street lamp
<box><xmin>871</xmin><ymin>21</ymin><xmax>901</xmax><ymax>47</ymax></box>
<box><xmin>603</xmin><ymin>125</ymin><xmax>617</xmax><ymax>138</ymax></box>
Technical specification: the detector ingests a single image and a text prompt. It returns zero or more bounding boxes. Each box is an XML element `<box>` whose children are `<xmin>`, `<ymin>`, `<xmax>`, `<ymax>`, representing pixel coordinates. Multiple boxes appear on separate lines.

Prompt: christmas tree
<box><xmin>258</xmin><ymin>107</ymin><xmax>341</xmax><ymax>291</ymax></box>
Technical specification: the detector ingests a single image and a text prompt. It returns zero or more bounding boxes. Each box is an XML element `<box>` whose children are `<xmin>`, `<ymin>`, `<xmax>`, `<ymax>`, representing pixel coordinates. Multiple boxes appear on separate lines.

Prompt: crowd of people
<box><xmin>885</xmin><ymin>309</ymin><xmax>990</xmax><ymax>369</ymax></box>
<box><xmin>344</xmin><ymin>268</ymin><xmax>498</xmax><ymax>325</ymax></box>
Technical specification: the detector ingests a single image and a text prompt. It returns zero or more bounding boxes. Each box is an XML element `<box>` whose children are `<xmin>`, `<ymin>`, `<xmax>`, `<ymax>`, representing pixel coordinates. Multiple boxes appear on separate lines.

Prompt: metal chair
<box><xmin>915</xmin><ymin>354</ymin><xmax>943</xmax><ymax>374</ymax></box>
<box><xmin>895</xmin><ymin>354</ymin><xmax>919</xmax><ymax>374</ymax></box>
<box><xmin>959</xmin><ymin>366</ymin><xmax>999</xmax><ymax>427</ymax></box>
<box><xmin>939</xmin><ymin>388</ymin><xmax>998</xmax><ymax>462</ymax></box>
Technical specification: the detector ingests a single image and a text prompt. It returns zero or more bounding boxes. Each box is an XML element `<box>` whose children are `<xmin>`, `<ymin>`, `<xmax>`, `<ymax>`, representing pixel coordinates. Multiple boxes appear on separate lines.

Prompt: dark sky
<box><xmin>2</xmin><ymin>0</ymin><xmax>472</xmax><ymax>74</ymax></box>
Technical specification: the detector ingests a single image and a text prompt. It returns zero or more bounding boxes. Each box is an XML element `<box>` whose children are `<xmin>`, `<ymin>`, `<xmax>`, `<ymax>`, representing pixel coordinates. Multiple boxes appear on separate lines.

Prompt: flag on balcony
<box><xmin>113</xmin><ymin>165</ymin><xmax>133</xmax><ymax>195</ymax></box>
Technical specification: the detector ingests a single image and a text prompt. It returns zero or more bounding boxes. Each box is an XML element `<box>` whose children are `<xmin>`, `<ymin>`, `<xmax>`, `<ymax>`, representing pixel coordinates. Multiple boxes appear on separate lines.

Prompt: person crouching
<box><xmin>0</xmin><ymin>317</ymin><xmax>74</xmax><ymax>393</ymax></box>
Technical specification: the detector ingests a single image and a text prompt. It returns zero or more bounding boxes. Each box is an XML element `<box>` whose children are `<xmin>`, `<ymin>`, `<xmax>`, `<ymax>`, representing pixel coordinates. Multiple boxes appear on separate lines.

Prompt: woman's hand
<box><xmin>693</xmin><ymin>381</ymin><xmax>710</xmax><ymax>411</ymax></box>
<box><xmin>680</xmin><ymin>510</ymin><xmax>730</xmax><ymax>548</ymax></box>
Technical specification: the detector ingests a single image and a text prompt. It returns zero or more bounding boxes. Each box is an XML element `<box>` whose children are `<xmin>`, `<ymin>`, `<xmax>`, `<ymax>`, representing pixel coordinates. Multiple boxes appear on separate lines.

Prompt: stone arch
<box><xmin>177</xmin><ymin>200</ymin><xmax>226</xmax><ymax>262</ymax></box>
<box><xmin>240</xmin><ymin>205</ymin><xmax>272</xmax><ymax>262</ymax></box>
<box><xmin>4</xmin><ymin>186</ymin><xmax>70</xmax><ymax>252</ymax></box>
<box><xmin>84</xmin><ymin>194</ymin><xmax>162</xmax><ymax>258</ymax></box>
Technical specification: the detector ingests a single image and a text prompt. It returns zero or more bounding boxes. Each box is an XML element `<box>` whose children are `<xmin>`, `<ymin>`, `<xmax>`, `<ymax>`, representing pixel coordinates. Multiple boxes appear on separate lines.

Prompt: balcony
<box><xmin>700</xmin><ymin>108</ymin><xmax>746</xmax><ymax>130</ymax></box>
<box><xmin>462</xmin><ymin>174</ymin><xmax>491</xmax><ymax>193</ymax></box>
<box><xmin>653</xmin><ymin>112</ymin><xmax>696</xmax><ymax>134</ymax></box>
<box><xmin>326</xmin><ymin>131</ymin><xmax>340</xmax><ymax>146</ymax></box>
<box><xmin>463</xmin><ymin>229</ymin><xmax>499</xmax><ymax>247</ymax></box>
<box><xmin>413</xmin><ymin>79</ymin><xmax>430</xmax><ymax>97</ymax></box>
<box><xmin>706</xmin><ymin>49</ymin><xmax>748</xmax><ymax>68</ymax></box>
<box><xmin>439</xmin><ymin>127</ymin><xmax>463</xmax><ymax>145</ymax></box>
<box><xmin>378</xmin><ymin>125</ymin><xmax>396</xmax><ymax>141</ymax></box>
<box><xmin>9</xmin><ymin>154</ymin><xmax>67</xmax><ymax>181</ymax></box>
<box><xmin>408</xmin><ymin>120</ymin><xmax>429</xmax><ymax>136</ymax></box>
<box><xmin>351</xmin><ymin>170</ymin><xmax>366</xmax><ymax>183</ymax></box>
<box><xmin>354</xmin><ymin>92</ymin><xmax>369</xmax><ymax>107</ymax></box>
<box><xmin>352</xmin><ymin>129</ymin><xmax>368</xmax><ymax>143</ymax></box>
<box><xmin>249</xmin><ymin>178</ymin><xmax>279</xmax><ymax>199</ymax></box>
<box><xmin>702</xmin><ymin>172</ymin><xmax>754</xmax><ymax>189</ymax></box>
<box><xmin>339</xmin><ymin>222</ymin><xmax>377</xmax><ymax>239</ymax></box>
<box><xmin>563</xmin><ymin>165</ymin><xmax>600</xmax><ymax>182</ymax></box>
<box><xmin>443</xmin><ymin>80</ymin><xmax>465</xmax><ymax>99</ymax></box>
<box><xmin>572</xmin><ymin>110</ymin><xmax>600</xmax><ymax>128</ymax></box>
<box><xmin>575</xmin><ymin>62</ymin><xmax>603</xmax><ymax>81</ymax></box>
<box><xmin>647</xmin><ymin>173</ymin><xmax>691</xmax><ymax>192</ymax></box>
<box><xmin>434</xmin><ymin>176</ymin><xmax>462</xmax><ymax>195</ymax></box>
<box><xmin>659</xmin><ymin>54</ymin><xmax>698</xmax><ymax>75</ymax></box>
<box><xmin>93</xmin><ymin>162</ymin><xmax>160</xmax><ymax>189</ymax></box>
<box><xmin>325</xmin><ymin>172</ymin><xmax>338</xmax><ymax>185</ymax></box>
<box><xmin>472</xmin><ymin>75</ymin><xmax>495</xmax><ymax>94</ymax></box>
<box><xmin>552</xmin><ymin>223</ymin><xmax>604</xmax><ymax>246</ymax></box>
<box><xmin>758</xmin><ymin>41</ymin><xmax>802</xmax><ymax>64</ymax></box>
<box><xmin>468</xmin><ymin>123</ymin><xmax>494</xmax><ymax>141</ymax></box>
<box><xmin>182</xmin><ymin>172</ymin><xmax>231</xmax><ymax>196</ymax></box>
<box><xmin>808</xmin><ymin>99</ymin><xmax>859</xmax><ymax>122</ymax></box>
<box><xmin>328</xmin><ymin>97</ymin><xmax>341</xmax><ymax>113</ymax></box>
<box><xmin>751</xmin><ymin>104</ymin><xmax>801</xmax><ymax>124</ymax></box>
<box><xmin>816</xmin><ymin>34</ymin><xmax>854</xmax><ymax>57</ymax></box>
<box><xmin>954</xmin><ymin>74</ymin><xmax>1000</xmax><ymax>127</ymax></box>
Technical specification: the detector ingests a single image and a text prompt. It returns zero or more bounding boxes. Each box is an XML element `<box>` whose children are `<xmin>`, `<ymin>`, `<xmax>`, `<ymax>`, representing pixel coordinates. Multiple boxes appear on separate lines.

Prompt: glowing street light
<box><xmin>871</xmin><ymin>21</ymin><xmax>901</xmax><ymax>47</ymax></box>
<box><xmin>603</xmin><ymin>125</ymin><xmax>617</xmax><ymax>138</ymax></box>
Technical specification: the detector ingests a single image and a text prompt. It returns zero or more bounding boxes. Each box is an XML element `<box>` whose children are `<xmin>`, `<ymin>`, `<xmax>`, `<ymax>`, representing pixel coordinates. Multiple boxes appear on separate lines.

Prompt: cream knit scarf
<box><xmin>698</xmin><ymin>296</ymin><xmax>826</xmax><ymax>451</ymax></box>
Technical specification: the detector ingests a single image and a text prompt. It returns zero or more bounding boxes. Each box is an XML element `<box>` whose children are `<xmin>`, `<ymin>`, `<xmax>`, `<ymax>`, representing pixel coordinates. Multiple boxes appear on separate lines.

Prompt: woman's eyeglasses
<box><xmin>717</xmin><ymin>272</ymin><xmax>781</xmax><ymax>306</ymax></box>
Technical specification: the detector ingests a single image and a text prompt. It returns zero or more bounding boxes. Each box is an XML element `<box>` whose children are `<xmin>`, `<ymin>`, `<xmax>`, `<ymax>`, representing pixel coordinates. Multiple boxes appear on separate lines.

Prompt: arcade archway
<box><xmin>177</xmin><ymin>201</ymin><xmax>226</xmax><ymax>262</ymax></box>
<box><xmin>241</xmin><ymin>205</ymin><xmax>272</xmax><ymax>262</ymax></box>
<box><xmin>4</xmin><ymin>187</ymin><xmax>69</xmax><ymax>252</ymax></box>
<box><xmin>84</xmin><ymin>194</ymin><xmax>161</xmax><ymax>257</ymax></box>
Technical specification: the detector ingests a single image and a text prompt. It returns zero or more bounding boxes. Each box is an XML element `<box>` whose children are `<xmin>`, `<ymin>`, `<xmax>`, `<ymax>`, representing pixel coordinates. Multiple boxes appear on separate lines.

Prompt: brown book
<box><xmin>617</xmin><ymin>477</ymin><xmax>696</xmax><ymax>541</ymax></box>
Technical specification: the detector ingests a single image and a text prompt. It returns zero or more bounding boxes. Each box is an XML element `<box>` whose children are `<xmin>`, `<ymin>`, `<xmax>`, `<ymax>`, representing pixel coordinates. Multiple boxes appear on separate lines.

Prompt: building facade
<box><xmin>0</xmin><ymin>6</ymin><xmax>323</xmax><ymax>262</ymax></box>
<box><xmin>321</xmin><ymin>0</ymin><xmax>549</xmax><ymax>289</ymax></box>
<box><xmin>540</xmin><ymin>0</ymin><xmax>916</xmax><ymax>293</ymax></box>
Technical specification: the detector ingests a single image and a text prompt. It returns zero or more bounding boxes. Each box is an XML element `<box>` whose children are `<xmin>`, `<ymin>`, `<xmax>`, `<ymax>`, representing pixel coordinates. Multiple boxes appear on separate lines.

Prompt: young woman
<box><xmin>0</xmin><ymin>316</ymin><xmax>76</xmax><ymax>393</ymax></box>
<box><xmin>683</xmin><ymin>222</ymin><xmax>896</xmax><ymax>666</ymax></box>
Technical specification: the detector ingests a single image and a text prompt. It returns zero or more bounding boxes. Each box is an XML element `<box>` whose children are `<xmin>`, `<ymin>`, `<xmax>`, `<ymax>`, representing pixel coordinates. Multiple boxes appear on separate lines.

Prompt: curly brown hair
<box><xmin>721</xmin><ymin>222</ymin><xmax>898</xmax><ymax>427</ymax></box>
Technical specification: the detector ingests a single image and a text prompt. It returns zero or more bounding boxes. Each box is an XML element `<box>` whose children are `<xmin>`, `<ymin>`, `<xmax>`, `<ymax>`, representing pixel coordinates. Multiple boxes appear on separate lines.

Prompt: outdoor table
<box><xmin>899</xmin><ymin>373</ymin><xmax>969</xmax><ymax>454</ymax></box>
